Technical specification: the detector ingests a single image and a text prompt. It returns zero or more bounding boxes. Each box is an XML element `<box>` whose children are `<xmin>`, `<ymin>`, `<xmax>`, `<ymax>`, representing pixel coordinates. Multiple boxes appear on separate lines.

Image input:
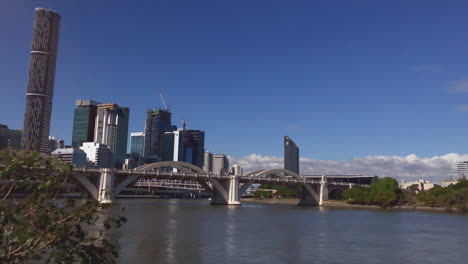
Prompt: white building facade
<box><xmin>80</xmin><ymin>142</ymin><xmax>112</xmax><ymax>168</ymax></box>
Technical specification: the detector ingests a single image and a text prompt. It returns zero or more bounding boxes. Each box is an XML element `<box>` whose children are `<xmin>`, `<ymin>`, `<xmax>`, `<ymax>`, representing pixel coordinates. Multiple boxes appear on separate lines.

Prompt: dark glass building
<box><xmin>160</xmin><ymin>132</ymin><xmax>175</xmax><ymax>162</ymax></box>
<box><xmin>0</xmin><ymin>124</ymin><xmax>22</xmax><ymax>150</ymax></box>
<box><xmin>71</xmin><ymin>99</ymin><xmax>100</xmax><ymax>147</ymax></box>
<box><xmin>130</xmin><ymin>132</ymin><xmax>145</xmax><ymax>164</ymax></box>
<box><xmin>284</xmin><ymin>136</ymin><xmax>299</xmax><ymax>174</ymax></box>
<box><xmin>144</xmin><ymin>108</ymin><xmax>174</xmax><ymax>162</ymax></box>
<box><xmin>168</xmin><ymin>129</ymin><xmax>205</xmax><ymax>168</ymax></box>
<box><xmin>22</xmin><ymin>8</ymin><xmax>61</xmax><ymax>152</ymax></box>
<box><xmin>130</xmin><ymin>132</ymin><xmax>145</xmax><ymax>157</ymax></box>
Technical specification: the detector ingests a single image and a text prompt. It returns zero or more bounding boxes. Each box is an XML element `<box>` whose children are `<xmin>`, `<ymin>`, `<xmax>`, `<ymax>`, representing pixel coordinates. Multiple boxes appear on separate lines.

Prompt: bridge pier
<box><xmin>298</xmin><ymin>184</ymin><xmax>320</xmax><ymax>206</ymax></box>
<box><xmin>98</xmin><ymin>168</ymin><xmax>114</xmax><ymax>204</ymax></box>
<box><xmin>209</xmin><ymin>176</ymin><xmax>241</xmax><ymax>205</ymax></box>
<box><xmin>209</xmin><ymin>164</ymin><xmax>243</xmax><ymax>205</ymax></box>
<box><xmin>319</xmin><ymin>175</ymin><xmax>328</xmax><ymax>206</ymax></box>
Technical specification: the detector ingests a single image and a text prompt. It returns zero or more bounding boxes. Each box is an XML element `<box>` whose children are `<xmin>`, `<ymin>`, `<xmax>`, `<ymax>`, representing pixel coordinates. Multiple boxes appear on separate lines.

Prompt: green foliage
<box><xmin>343</xmin><ymin>177</ymin><xmax>400</xmax><ymax>207</ymax></box>
<box><xmin>368</xmin><ymin>177</ymin><xmax>400</xmax><ymax>207</ymax></box>
<box><xmin>343</xmin><ymin>186</ymin><xmax>369</xmax><ymax>204</ymax></box>
<box><xmin>401</xmin><ymin>191</ymin><xmax>418</xmax><ymax>206</ymax></box>
<box><xmin>253</xmin><ymin>190</ymin><xmax>273</xmax><ymax>199</ymax></box>
<box><xmin>258</xmin><ymin>184</ymin><xmax>297</xmax><ymax>198</ymax></box>
<box><xmin>344</xmin><ymin>177</ymin><xmax>468</xmax><ymax>210</ymax></box>
<box><xmin>0</xmin><ymin>150</ymin><xmax>126</xmax><ymax>263</ymax></box>
<box><xmin>417</xmin><ymin>179</ymin><xmax>468</xmax><ymax>211</ymax></box>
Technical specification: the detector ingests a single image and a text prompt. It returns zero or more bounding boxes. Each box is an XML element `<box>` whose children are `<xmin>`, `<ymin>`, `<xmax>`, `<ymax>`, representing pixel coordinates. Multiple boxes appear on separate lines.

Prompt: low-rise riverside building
<box><xmin>51</xmin><ymin>148</ymin><xmax>87</xmax><ymax>168</ymax></box>
<box><xmin>80</xmin><ymin>142</ymin><xmax>112</xmax><ymax>168</ymax></box>
<box><xmin>400</xmin><ymin>179</ymin><xmax>435</xmax><ymax>191</ymax></box>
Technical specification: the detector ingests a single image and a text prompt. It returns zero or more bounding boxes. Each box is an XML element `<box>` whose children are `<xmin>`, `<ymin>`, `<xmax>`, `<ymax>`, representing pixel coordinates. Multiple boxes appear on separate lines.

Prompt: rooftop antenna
<box><xmin>182</xmin><ymin>120</ymin><xmax>186</xmax><ymax>130</ymax></box>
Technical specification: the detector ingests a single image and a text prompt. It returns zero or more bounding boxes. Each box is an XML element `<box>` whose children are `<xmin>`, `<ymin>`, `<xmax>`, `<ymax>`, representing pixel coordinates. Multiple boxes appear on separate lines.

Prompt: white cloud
<box><xmin>456</xmin><ymin>105</ymin><xmax>468</xmax><ymax>112</ymax></box>
<box><xmin>448</xmin><ymin>78</ymin><xmax>468</xmax><ymax>93</ymax></box>
<box><xmin>411</xmin><ymin>64</ymin><xmax>442</xmax><ymax>72</ymax></box>
<box><xmin>231</xmin><ymin>153</ymin><xmax>468</xmax><ymax>183</ymax></box>
<box><xmin>286</xmin><ymin>124</ymin><xmax>303</xmax><ymax>131</ymax></box>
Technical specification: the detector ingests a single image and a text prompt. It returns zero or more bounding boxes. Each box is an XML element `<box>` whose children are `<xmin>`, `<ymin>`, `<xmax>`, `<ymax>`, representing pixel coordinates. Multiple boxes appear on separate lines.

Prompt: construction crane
<box><xmin>159</xmin><ymin>92</ymin><xmax>169</xmax><ymax>111</ymax></box>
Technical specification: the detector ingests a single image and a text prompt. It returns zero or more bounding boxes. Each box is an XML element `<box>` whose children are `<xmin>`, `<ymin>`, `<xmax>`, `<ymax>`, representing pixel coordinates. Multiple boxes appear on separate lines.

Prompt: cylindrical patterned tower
<box><xmin>21</xmin><ymin>8</ymin><xmax>61</xmax><ymax>152</ymax></box>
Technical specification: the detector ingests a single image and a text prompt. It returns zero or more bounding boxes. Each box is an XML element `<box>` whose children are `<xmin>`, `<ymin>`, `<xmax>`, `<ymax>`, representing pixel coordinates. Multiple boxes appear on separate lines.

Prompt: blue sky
<box><xmin>1</xmin><ymin>0</ymin><xmax>468</xmax><ymax>166</ymax></box>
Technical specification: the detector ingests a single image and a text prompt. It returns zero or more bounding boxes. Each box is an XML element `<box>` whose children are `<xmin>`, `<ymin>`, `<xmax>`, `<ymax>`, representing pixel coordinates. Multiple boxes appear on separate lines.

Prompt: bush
<box><xmin>258</xmin><ymin>184</ymin><xmax>297</xmax><ymax>198</ymax></box>
<box><xmin>253</xmin><ymin>190</ymin><xmax>273</xmax><ymax>199</ymax></box>
<box><xmin>343</xmin><ymin>186</ymin><xmax>369</xmax><ymax>204</ymax></box>
<box><xmin>0</xmin><ymin>150</ymin><xmax>126</xmax><ymax>263</ymax></box>
<box><xmin>416</xmin><ymin>179</ymin><xmax>468</xmax><ymax>211</ymax></box>
<box><xmin>343</xmin><ymin>177</ymin><xmax>400</xmax><ymax>207</ymax></box>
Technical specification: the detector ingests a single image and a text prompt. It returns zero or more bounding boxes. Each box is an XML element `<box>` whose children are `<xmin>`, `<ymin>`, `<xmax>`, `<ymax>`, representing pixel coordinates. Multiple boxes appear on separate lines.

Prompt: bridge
<box><xmin>72</xmin><ymin>161</ymin><xmax>372</xmax><ymax>206</ymax></box>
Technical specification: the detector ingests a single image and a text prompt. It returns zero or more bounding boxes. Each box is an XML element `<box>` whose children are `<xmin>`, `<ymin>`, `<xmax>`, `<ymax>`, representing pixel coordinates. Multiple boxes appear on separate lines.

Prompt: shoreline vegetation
<box><xmin>241</xmin><ymin>199</ymin><xmax>464</xmax><ymax>213</ymax></box>
<box><xmin>250</xmin><ymin>177</ymin><xmax>468</xmax><ymax>213</ymax></box>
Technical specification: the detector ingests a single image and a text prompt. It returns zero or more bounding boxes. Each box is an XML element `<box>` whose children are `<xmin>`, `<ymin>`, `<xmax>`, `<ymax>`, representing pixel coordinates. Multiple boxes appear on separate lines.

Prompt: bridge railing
<box><xmin>134</xmin><ymin>179</ymin><xmax>205</xmax><ymax>191</ymax></box>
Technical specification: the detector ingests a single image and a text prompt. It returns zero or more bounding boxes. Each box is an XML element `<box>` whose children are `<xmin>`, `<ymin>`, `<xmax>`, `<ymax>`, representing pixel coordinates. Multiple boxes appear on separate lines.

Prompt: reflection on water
<box><xmin>114</xmin><ymin>199</ymin><xmax>468</xmax><ymax>264</ymax></box>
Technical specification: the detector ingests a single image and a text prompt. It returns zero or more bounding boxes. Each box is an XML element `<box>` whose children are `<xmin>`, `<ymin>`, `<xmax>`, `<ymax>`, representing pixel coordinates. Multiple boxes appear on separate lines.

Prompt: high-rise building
<box><xmin>80</xmin><ymin>142</ymin><xmax>112</xmax><ymax>168</ymax></box>
<box><xmin>22</xmin><ymin>8</ymin><xmax>61</xmax><ymax>152</ymax></box>
<box><xmin>458</xmin><ymin>161</ymin><xmax>468</xmax><ymax>179</ymax></box>
<box><xmin>130</xmin><ymin>132</ymin><xmax>145</xmax><ymax>156</ymax></box>
<box><xmin>130</xmin><ymin>132</ymin><xmax>145</xmax><ymax>165</ymax></box>
<box><xmin>213</xmin><ymin>154</ymin><xmax>229</xmax><ymax>175</ymax></box>
<box><xmin>71</xmin><ymin>99</ymin><xmax>100</xmax><ymax>147</ymax></box>
<box><xmin>204</xmin><ymin>151</ymin><xmax>213</xmax><ymax>172</ymax></box>
<box><xmin>160</xmin><ymin>132</ymin><xmax>175</xmax><ymax>162</ymax></box>
<box><xmin>284</xmin><ymin>136</ymin><xmax>299</xmax><ymax>174</ymax></box>
<box><xmin>165</xmin><ymin>129</ymin><xmax>205</xmax><ymax>168</ymax></box>
<box><xmin>144</xmin><ymin>108</ymin><xmax>173</xmax><ymax>162</ymax></box>
<box><xmin>94</xmin><ymin>103</ymin><xmax>129</xmax><ymax>166</ymax></box>
<box><xmin>0</xmin><ymin>124</ymin><xmax>22</xmax><ymax>150</ymax></box>
<box><xmin>51</xmin><ymin>148</ymin><xmax>87</xmax><ymax>168</ymax></box>
<box><xmin>48</xmin><ymin>136</ymin><xmax>64</xmax><ymax>152</ymax></box>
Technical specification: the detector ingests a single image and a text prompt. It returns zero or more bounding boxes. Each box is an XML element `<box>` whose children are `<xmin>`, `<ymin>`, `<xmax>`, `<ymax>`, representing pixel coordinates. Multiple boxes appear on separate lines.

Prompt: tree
<box><xmin>0</xmin><ymin>150</ymin><xmax>126</xmax><ymax>263</ymax></box>
<box><xmin>343</xmin><ymin>186</ymin><xmax>369</xmax><ymax>204</ymax></box>
<box><xmin>258</xmin><ymin>184</ymin><xmax>297</xmax><ymax>198</ymax></box>
<box><xmin>253</xmin><ymin>190</ymin><xmax>273</xmax><ymax>199</ymax></box>
<box><xmin>368</xmin><ymin>177</ymin><xmax>400</xmax><ymax>206</ymax></box>
<box><xmin>343</xmin><ymin>177</ymin><xmax>400</xmax><ymax>207</ymax></box>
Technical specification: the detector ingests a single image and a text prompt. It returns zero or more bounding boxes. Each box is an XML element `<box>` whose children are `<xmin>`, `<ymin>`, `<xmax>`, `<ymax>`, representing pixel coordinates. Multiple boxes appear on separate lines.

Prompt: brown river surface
<box><xmin>111</xmin><ymin>199</ymin><xmax>468</xmax><ymax>264</ymax></box>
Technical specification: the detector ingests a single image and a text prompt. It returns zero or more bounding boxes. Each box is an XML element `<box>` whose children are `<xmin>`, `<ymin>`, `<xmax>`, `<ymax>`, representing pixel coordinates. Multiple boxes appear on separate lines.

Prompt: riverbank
<box><xmin>241</xmin><ymin>198</ymin><xmax>299</xmax><ymax>205</ymax></box>
<box><xmin>242</xmin><ymin>198</ymin><xmax>463</xmax><ymax>213</ymax></box>
<box><xmin>322</xmin><ymin>200</ymin><xmax>460</xmax><ymax>212</ymax></box>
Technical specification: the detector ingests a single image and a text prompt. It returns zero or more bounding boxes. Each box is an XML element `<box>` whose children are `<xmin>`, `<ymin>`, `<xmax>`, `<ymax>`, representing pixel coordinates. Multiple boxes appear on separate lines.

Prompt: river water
<box><xmin>113</xmin><ymin>199</ymin><xmax>468</xmax><ymax>264</ymax></box>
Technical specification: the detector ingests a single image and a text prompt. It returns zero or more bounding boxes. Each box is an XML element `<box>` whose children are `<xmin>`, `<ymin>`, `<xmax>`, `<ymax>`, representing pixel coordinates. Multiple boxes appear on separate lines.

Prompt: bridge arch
<box><xmin>244</xmin><ymin>169</ymin><xmax>265</xmax><ymax>177</ymax></box>
<box><xmin>115</xmin><ymin>161</ymin><xmax>207</xmax><ymax>195</ymax></box>
<box><xmin>247</xmin><ymin>169</ymin><xmax>302</xmax><ymax>180</ymax></box>
<box><xmin>135</xmin><ymin>161</ymin><xmax>205</xmax><ymax>174</ymax></box>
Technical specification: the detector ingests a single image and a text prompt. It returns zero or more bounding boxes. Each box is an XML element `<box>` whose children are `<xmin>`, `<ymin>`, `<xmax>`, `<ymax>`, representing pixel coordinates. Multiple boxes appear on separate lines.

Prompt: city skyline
<box><xmin>1</xmin><ymin>1</ymin><xmax>468</xmax><ymax>180</ymax></box>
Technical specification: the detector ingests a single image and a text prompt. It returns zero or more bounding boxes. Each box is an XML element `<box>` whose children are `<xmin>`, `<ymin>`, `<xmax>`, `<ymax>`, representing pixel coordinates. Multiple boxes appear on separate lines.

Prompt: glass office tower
<box><xmin>284</xmin><ymin>136</ymin><xmax>299</xmax><ymax>174</ymax></box>
<box><xmin>71</xmin><ymin>100</ymin><xmax>100</xmax><ymax>147</ymax></box>
<box><xmin>144</xmin><ymin>108</ymin><xmax>173</xmax><ymax>162</ymax></box>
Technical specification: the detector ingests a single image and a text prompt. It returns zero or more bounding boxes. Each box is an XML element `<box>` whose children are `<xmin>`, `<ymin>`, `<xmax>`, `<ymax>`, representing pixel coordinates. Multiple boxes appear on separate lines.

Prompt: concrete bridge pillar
<box><xmin>227</xmin><ymin>176</ymin><xmax>241</xmax><ymax>205</ymax></box>
<box><xmin>98</xmin><ymin>168</ymin><xmax>114</xmax><ymax>204</ymax></box>
<box><xmin>210</xmin><ymin>164</ymin><xmax>242</xmax><ymax>205</ymax></box>
<box><xmin>319</xmin><ymin>174</ymin><xmax>328</xmax><ymax>206</ymax></box>
<box><xmin>209</xmin><ymin>177</ymin><xmax>241</xmax><ymax>205</ymax></box>
<box><xmin>298</xmin><ymin>184</ymin><xmax>319</xmax><ymax>206</ymax></box>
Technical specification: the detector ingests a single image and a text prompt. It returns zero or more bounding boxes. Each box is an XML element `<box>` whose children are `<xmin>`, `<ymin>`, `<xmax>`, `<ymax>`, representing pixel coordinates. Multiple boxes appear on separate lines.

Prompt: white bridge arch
<box><xmin>244</xmin><ymin>169</ymin><xmax>302</xmax><ymax>180</ymax></box>
<box><xmin>114</xmin><ymin>161</ymin><xmax>207</xmax><ymax>195</ymax></box>
<box><xmin>135</xmin><ymin>161</ymin><xmax>205</xmax><ymax>174</ymax></box>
